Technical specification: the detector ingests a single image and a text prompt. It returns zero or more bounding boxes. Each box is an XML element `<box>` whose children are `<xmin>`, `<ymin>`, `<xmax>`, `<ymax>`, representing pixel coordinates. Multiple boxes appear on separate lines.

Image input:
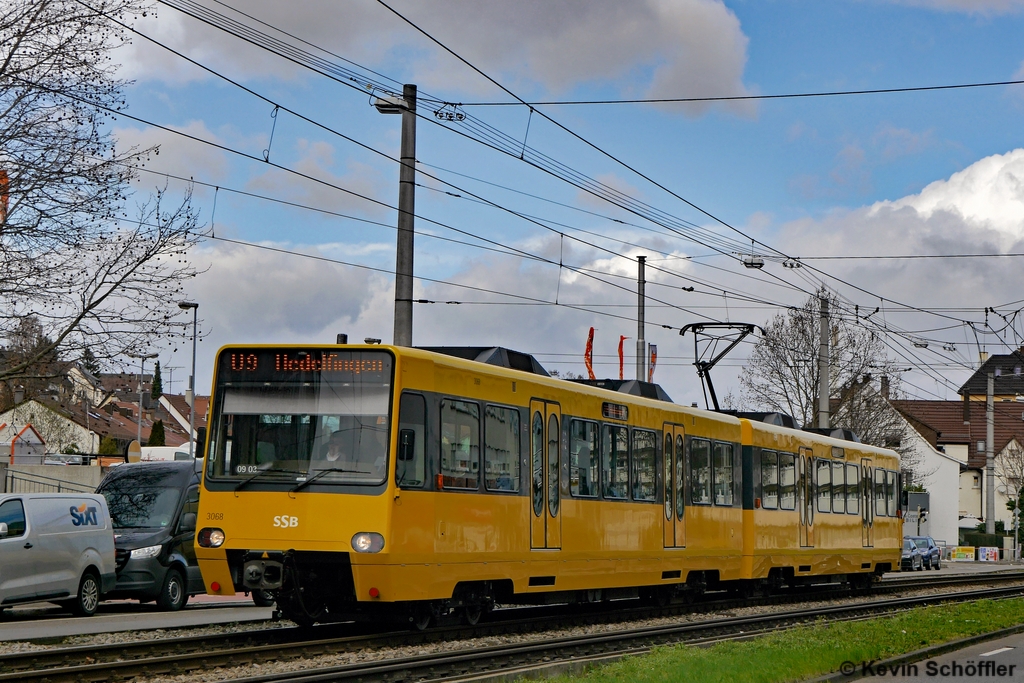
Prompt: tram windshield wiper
<box><xmin>291</xmin><ymin>467</ymin><xmax>369</xmax><ymax>493</ymax></box>
<box><xmin>234</xmin><ymin>466</ymin><xmax>306</xmax><ymax>492</ymax></box>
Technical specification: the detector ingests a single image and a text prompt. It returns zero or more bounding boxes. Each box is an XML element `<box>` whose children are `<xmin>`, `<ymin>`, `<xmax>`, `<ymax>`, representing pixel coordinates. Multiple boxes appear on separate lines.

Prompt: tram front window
<box><xmin>206</xmin><ymin>349</ymin><xmax>393</xmax><ymax>487</ymax></box>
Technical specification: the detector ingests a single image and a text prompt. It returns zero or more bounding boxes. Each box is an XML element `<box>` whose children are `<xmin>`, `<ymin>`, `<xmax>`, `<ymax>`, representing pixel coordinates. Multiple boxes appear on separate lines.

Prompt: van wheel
<box><xmin>157</xmin><ymin>569</ymin><xmax>187</xmax><ymax>611</ymax></box>
<box><xmin>71</xmin><ymin>571</ymin><xmax>101</xmax><ymax>617</ymax></box>
<box><xmin>252</xmin><ymin>589</ymin><xmax>276</xmax><ymax>607</ymax></box>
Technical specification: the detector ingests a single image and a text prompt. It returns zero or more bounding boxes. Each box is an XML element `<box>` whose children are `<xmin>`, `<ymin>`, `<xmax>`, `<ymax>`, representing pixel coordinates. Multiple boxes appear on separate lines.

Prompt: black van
<box><xmin>97</xmin><ymin>459</ymin><xmax>274</xmax><ymax>610</ymax></box>
<box><xmin>97</xmin><ymin>460</ymin><xmax>204</xmax><ymax>610</ymax></box>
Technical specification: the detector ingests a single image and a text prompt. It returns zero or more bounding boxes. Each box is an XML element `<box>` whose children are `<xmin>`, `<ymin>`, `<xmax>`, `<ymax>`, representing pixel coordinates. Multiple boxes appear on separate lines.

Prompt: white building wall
<box><xmin>898</xmin><ymin>420</ymin><xmax>961</xmax><ymax>546</ymax></box>
<box><xmin>960</xmin><ymin>470</ymin><xmax>982</xmax><ymax>518</ymax></box>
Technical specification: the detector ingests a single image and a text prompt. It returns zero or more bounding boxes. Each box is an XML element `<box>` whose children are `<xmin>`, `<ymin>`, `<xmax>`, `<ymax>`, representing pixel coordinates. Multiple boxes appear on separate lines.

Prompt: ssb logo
<box><xmin>273</xmin><ymin>515</ymin><xmax>299</xmax><ymax>528</ymax></box>
<box><xmin>70</xmin><ymin>503</ymin><xmax>99</xmax><ymax>526</ymax></box>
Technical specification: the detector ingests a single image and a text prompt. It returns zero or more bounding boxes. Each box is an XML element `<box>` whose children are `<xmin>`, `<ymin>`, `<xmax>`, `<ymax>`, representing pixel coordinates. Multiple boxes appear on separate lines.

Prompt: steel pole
<box><xmin>817</xmin><ymin>296</ymin><xmax>830</xmax><ymax>429</ymax></box>
<box><xmin>137</xmin><ymin>357</ymin><xmax>145</xmax><ymax>445</ymax></box>
<box><xmin>636</xmin><ymin>256</ymin><xmax>646</xmax><ymax>382</ymax></box>
<box><xmin>393</xmin><ymin>84</ymin><xmax>417</xmax><ymax>347</ymax></box>
<box><xmin>188</xmin><ymin>306</ymin><xmax>198</xmax><ymax>458</ymax></box>
<box><xmin>986</xmin><ymin>371</ymin><xmax>995</xmax><ymax>534</ymax></box>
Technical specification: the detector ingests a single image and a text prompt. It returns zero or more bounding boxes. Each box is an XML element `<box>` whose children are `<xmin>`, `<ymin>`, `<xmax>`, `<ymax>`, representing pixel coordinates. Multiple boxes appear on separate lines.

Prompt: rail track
<box><xmin>2</xmin><ymin>570</ymin><xmax>1022</xmax><ymax>683</ymax></box>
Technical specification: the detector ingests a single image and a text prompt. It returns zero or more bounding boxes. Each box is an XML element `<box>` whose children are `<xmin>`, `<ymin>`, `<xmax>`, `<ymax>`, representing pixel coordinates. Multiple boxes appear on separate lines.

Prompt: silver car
<box><xmin>0</xmin><ymin>493</ymin><xmax>117</xmax><ymax>616</ymax></box>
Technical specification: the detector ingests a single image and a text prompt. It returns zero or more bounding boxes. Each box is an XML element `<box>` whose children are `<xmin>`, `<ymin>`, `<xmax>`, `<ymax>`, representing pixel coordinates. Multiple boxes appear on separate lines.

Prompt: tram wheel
<box><xmin>461</xmin><ymin>605</ymin><xmax>483</xmax><ymax>626</ymax></box>
<box><xmin>279</xmin><ymin>593</ymin><xmax>324</xmax><ymax>628</ymax></box>
<box><xmin>410</xmin><ymin>604</ymin><xmax>433</xmax><ymax>631</ymax></box>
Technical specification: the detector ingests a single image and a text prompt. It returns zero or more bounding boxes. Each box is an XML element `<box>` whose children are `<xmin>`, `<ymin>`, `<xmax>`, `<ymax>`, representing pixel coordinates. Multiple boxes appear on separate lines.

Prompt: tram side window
<box><xmin>440</xmin><ymin>399</ymin><xmax>480</xmax><ymax>490</ymax></box>
<box><xmin>570</xmin><ymin>419</ymin><xmax>599</xmax><ymax>498</ymax></box>
<box><xmin>761</xmin><ymin>450</ymin><xmax>779</xmax><ymax>509</ymax></box>
<box><xmin>885</xmin><ymin>470</ymin><xmax>897</xmax><ymax>516</ymax></box>
<box><xmin>631</xmin><ymin>429</ymin><xmax>657</xmax><ymax>501</ymax></box>
<box><xmin>874</xmin><ymin>468</ymin><xmax>887</xmax><ymax>516</ymax></box>
<box><xmin>816</xmin><ymin>459</ymin><xmax>831</xmax><ymax>513</ymax></box>
<box><xmin>601</xmin><ymin>425</ymin><xmax>629</xmax><ymax>500</ymax></box>
<box><xmin>484</xmin><ymin>405</ymin><xmax>520</xmax><ymax>492</ymax></box>
<box><xmin>779</xmin><ymin>453</ymin><xmax>796</xmax><ymax>510</ymax></box>
<box><xmin>690</xmin><ymin>438</ymin><xmax>711</xmax><ymax>505</ymax></box>
<box><xmin>846</xmin><ymin>463</ymin><xmax>860</xmax><ymax>514</ymax></box>
<box><xmin>713</xmin><ymin>442</ymin><xmax>734</xmax><ymax>506</ymax></box>
<box><xmin>396</xmin><ymin>393</ymin><xmax>426</xmax><ymax>488</ymax></box>
<box><xmin>832</xmin><ymin>461</ymin><xmax>846</xmax><ymax>514</ymax></box>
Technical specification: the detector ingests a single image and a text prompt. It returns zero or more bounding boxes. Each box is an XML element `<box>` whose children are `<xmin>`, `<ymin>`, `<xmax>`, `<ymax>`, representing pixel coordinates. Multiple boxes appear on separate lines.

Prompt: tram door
<box><xmin>530</xmin><ymin>400</ymin><xmax>562</xmax><ymax>550</ymax></box>
<box><xmin>861</xmin><ymin>459</ymin><xmax>874</xmax><ymax>548</ymax></box>
<box><xmin>662</xmin><ymin>424</ymin><xmax>686</xmax><ymax>548</ymax></box>
<box><xmin>798</xmin><ymin>448</ymin><xmax>815</xmax><ymax>547</ymax></box>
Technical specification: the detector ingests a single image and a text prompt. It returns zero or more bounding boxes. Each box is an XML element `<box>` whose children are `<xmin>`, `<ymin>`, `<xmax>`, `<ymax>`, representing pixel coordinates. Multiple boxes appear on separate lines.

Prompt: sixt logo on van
<box><xmin>70</xmin><ymin>503</ymin><xmax>99</xmax><ymax>526</ymax></box>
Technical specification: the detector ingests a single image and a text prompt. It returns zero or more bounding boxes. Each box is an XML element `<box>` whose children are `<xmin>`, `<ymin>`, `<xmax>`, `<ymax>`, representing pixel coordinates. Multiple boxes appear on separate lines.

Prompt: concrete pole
<box><xmin>986</xmin><ymin>371</ymin><xmax>995</xmax><ymax>534</ymax></box>
<box><xmin>393</xmin><ymin>84</ymin><xmax>417</xmax><ymax>347</ymax></box>
<box><xmin>817</xmin><ymin>296</ymin><xmax>830</xmax><ymax>429</ymax></box>
<box><xmin>636</xmin><ymin>256</ymin><xmax>646</xmax><ymax>382</ymax></box>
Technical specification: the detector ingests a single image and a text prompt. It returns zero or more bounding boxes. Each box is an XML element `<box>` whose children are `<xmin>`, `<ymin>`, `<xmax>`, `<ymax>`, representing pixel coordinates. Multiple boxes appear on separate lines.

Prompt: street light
<box><xmin>374</xmin><ymin>84</ymin><xmax>417</xmax><ymax>347</ymax></box>
<box><xmin>179</xmin><ymin>301</ymin><xmax>199</xmax><ymax>458</ymax></box>
<box><xmin>133</xmin><ymin>353</ymin><xmax>158</xmax><ymax>445</ymax></box>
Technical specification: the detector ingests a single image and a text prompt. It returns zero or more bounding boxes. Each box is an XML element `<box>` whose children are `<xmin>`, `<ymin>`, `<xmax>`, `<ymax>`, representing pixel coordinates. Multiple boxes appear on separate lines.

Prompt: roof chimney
<box><xmin>880</xmin><ymin>375</ymin><xmax>890</xmax><ymax>400</ymax></box>
<box><xmin>980</xmin><ymin>351</ymin><xmax>989</xmax><ymax>364</ymax></box>
<box><xmin>13</xmin><ymin>386</ymin><xmax>24</xmax><ymax>404</ymax></box>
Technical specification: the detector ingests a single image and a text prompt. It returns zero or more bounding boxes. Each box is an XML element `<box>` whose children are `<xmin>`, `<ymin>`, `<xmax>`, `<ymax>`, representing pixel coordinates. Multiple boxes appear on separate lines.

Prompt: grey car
<box><xmin>908</xmin><ymin>536</ymin><xmax>941</xmax><ymax>570</ymax></box>
<box><xmin>901</xmin><ymin>538</ymin><xmax>923</xmax><ymax>571</ymax></box>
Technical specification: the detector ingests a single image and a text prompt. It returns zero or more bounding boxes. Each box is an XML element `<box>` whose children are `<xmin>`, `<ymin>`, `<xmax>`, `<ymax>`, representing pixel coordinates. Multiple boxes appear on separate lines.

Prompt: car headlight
<box><xmin>198</xmin><ymin>527</ymin><xmax>225</xmax><ymax>548</ymax></box>
<box><xmin>351</xmin><ymin>532</ymin><xmax>385</xmax><ymax>553</ymax></box>
<box><xmin>130</xmin><ymin>544</ymin><xmax>163</xmax><ymax>560</ymax></box>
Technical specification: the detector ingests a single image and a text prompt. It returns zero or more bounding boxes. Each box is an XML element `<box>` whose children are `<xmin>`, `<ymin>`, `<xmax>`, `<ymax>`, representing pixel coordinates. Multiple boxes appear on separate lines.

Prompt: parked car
<box><xmin>0</xmin><ymin>492</ymin><xmax>116</xmax><ymax>616</ymax></box>
<box><xmin>97</xmin><ymin>460</ymin><xmax>205</xmax><ymax>610</ymax></box>
<box><xmin>97</xmin><ymin>459</ymin><xmax>273</xmax><ymax>610</ymax></box>
<box><xmin>908</xmin><ymin>536</ymin><xmax>941</xmax><ymax>570</ymax></box>
<box><xmin>901</xmin><ymin>537</ymin><xmax>923</xmax><ymax>571</ymax></box>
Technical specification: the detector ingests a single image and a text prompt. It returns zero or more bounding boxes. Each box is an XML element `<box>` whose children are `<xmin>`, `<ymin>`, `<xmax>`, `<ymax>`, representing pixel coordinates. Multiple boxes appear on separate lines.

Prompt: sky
<box><xmin>111</xmin><ymin>0</ymin><xmax>1024</xmax><ymax>409</ymax></box>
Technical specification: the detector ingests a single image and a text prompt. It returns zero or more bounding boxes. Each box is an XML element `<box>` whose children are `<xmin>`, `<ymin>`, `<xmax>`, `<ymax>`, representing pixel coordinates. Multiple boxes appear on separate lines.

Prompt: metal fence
<box><xmin>4</xmin><ymin>469</ymin><xmax>95</xmax><ymax>493</ymax></box>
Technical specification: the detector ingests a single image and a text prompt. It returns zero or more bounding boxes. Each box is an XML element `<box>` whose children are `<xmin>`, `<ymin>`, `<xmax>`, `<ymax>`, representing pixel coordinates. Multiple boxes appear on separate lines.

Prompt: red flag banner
<box><xmin>648</xmin><ymin>344</ymin><xmax>658</xmax><ymax>382</ymax></box>
<box><xmin>618</xmin><ymin>335</ymin><xmax>629</xmax><ymax>380</ymax></box>
<box><xmin>584</xmin><ymin>327</ymin><xmax>596</xmax><ymax>380</ymax></box>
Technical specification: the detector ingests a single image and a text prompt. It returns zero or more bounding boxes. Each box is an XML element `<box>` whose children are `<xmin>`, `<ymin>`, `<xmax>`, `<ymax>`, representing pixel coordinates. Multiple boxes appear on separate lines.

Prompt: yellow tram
<box><xmin>195</xmin><ymin>344</ymin><xmax>901</xmax><ymax>626</ymax></box>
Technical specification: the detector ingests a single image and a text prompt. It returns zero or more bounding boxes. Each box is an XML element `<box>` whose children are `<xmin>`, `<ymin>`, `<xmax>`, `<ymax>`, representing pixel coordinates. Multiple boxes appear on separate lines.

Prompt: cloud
<box><xmin>121</xmin><ymin>1</ymin><xmax>752</xmax><ymax>115</ymax></box>
<box><xmin>776</xmin><ymin>149</ymin><xmax>1024</xmax><ymax>327</ymax></box>
<box><xmin>872</xmin><ymin>125</ymin><xmax>935</xmax><ymax>161</ymax></box>
<box><xmin>883</xmin><ymin>0</ymin><xmax>1024</xmax><ymax>14</ymax></box>
<box><xmin>115</xmin><ymin>121</ymin><xmax>230</xmax><ymax>185</ymax></box>
<box><xmin>245</xmin><ymin>139</ymin><xmax>391</xmax><ymax>218</ymax></box>
<box><xmin>871</xmin><ymin>148</ymin><xmax>1024</xmax><ymax>243</ymax></box>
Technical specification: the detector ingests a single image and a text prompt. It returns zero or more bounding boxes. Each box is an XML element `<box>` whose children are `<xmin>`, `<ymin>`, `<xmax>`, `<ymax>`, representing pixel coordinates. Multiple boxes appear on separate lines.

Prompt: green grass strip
<box><xmin>551</xmin><ymin>598</ymin><xmax>1024</xmax><ymax>683</ymax></box>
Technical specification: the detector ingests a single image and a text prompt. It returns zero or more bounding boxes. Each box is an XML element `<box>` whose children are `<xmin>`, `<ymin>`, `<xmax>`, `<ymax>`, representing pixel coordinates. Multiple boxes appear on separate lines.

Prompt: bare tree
<box><xmin>997</xmin><ymin>441</ymin><xmax>1024</xmax><ymax>510</ymax></box>
<box><xmin>738</xmin><ymin>292</ymin><xmax>919</xmax><ymax>470</ymax></box>
<box><xmin>0</xmin><ymin>0</ymin><xmax>202</xmax><ymax>394</ymax></box>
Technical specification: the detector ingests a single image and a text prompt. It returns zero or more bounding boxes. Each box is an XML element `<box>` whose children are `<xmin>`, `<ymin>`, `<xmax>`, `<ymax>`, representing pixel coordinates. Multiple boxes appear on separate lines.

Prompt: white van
<box><xmin>140</xmin><ymin>446</ymin><xmax>192</xmax><ymax>462</ymax></box>
<box><xmin>0</xmin><ymin>493</ymin><xmax>117</xmax><ymax>616</ymax></box>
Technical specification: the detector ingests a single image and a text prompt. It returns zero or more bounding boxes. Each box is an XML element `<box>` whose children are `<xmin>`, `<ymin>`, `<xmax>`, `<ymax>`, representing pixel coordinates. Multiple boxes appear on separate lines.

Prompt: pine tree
<box><xmin>148</xmin><ymin>419</ymin><xmax>165</xmax><ymax>446</ymax></box>
<box><xmin>82</xmin><ymin>348</ymin><xmax>101</xmax><ymax>376</ymax></box>
<box><xmin>151</xmin><ymin>360</ymin><xmax>163</xmax><ymax>399</ymax></box>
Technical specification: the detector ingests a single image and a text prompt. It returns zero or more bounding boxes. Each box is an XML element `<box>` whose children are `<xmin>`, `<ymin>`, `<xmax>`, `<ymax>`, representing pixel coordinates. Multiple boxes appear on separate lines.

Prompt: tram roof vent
<box><xmin>417</xmin><ymin>346</ymin><xmax>550</xmax><ymax>376</ymax></box>
<box><xmin>721</xmin><ymin>411</ymin><xmax>798</xmax><ymax>428</ymax></box>
<box><xmin>802</xmin><ymin>427</ymin><xmax>862</xmax><ymax>443</ymax></box>
<box><xmin>569</xmin><ymin>378</ymin><xmax>673</xmax><ymax>403</ymax></box>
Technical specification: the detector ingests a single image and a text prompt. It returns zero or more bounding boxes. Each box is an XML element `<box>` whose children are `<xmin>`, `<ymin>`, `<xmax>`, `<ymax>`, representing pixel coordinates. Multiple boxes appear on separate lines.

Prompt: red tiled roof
<box><xmin>891</xmin><ymin>399</ymin><xmax>1024</xmax><ymax>469</ymax></box>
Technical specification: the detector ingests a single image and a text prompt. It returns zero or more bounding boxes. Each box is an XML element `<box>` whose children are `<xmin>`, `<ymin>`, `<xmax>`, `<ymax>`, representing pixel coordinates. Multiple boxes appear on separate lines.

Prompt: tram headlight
<box><xmin>198</xmin><ymin>527</ymin><xmax>225</xmax><ymax>548</ymax></box>
<box><xmin>351</xmin><ymin>532</ymin><xmax>385</xmax><ymax>553</ymax></box>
